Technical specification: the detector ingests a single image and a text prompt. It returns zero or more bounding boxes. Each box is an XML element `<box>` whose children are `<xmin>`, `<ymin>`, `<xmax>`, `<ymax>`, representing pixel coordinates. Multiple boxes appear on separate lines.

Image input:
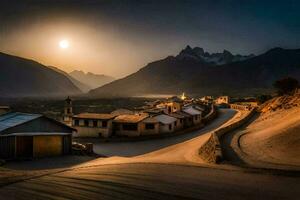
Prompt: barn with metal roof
<box><xmin>0</xmin><ymin>112</ymin><xmax>75</xmax><ymax>160</ymax></box>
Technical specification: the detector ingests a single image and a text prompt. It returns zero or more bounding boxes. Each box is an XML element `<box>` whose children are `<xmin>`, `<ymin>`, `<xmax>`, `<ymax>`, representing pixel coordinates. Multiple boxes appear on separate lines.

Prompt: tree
<box><xmin>256</xmin><ymin>94</ymin><xmax>272</xmax><ymax>104</ymax></box>
<box><xmin>273</xmin><ymin>77</ymin><xmax>299</xmax><ymax>95</ymax></box>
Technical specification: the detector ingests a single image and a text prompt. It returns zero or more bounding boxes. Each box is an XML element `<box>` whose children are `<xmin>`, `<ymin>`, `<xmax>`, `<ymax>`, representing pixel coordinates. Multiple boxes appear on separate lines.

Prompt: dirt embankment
<box><xmin>240</xmin><ymin>94</ymin><xmax>300</xmax><ymax>167</ymax></box>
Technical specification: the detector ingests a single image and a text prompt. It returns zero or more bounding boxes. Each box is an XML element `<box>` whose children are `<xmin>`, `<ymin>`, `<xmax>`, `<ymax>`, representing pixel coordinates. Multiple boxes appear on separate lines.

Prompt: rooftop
<box><xmin>113</xmin><ymin>113</ymin><xmax>149</xmax><ymax>123</ymax></box>
<box><xmin>0</xmin><ymin>112</ymin><xmax>42</xmax><ymax>132</ymax></box>
<box><xmin>183</xmin><ymin>106</ymin><xmax>202</xmax><ymax>116</ymax></box>
<box><xmin>1</xmin><ymin>132</ymin><xmax>72</xmax><ymax>137</ymax></box>
<box><xmin>0</xmin><ymin>106</ymin><xmax>10</xmax><ymax>109</ymax></box>
<box><xmin>169</xmin><ymin>112</ymin><xmax>185</xmax><ymax>119</ymax></box>
<box><xmin>111</xmin><ymin>109</ymin><xmax>134</xmax><ymax>115</ymax></box>
<box><xmin>73</xmin><ymin>113</ymin><xmax>117</xmax><ymax>120</ymax></box>
<box><xmin>175</xmin><ymin>111</ymin><xmax>192</xmax><ymax>118</ymax></box>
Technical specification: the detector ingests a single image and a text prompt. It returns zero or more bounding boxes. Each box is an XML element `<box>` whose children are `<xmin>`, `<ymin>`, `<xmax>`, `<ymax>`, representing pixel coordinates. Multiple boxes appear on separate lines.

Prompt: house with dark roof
<box><xmin>113</xmin><ymin>113</ymin><xmax>149</xmax><ymax>137</ymax></box>
<box><xmin>0</xmin><ymin>112</ymin><xmax>74</xmax><ymax>159</ymax></box>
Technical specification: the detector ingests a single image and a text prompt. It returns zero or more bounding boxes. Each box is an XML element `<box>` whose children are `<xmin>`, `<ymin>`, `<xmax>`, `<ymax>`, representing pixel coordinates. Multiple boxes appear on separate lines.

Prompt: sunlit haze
<box><xmin>1</xmin><ymin>0</ymin><xmax>300</xmax><ymax>78</ymax></box>
<box><xmin>59</xmin><ymin>39</ymin><xmax>69</xmax><ymax>49</ymax></box>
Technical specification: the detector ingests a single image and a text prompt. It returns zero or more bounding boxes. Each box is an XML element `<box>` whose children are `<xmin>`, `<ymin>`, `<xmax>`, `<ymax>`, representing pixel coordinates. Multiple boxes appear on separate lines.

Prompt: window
<box><xmin>74</xmin><ymin>119</ymin><xmax>79</xmax><ymax>126</ymax></box>
<box><xmin>174</xmin><ymin>121</ymin><xmax>177</xmax><ymax>127</ymax></box>
<box><xmin>169</xmin><ymin>124</ymin><xmax>172</xmax><ymax>130</ymax></box>
<box><xmin>168</xmin><ymin>106</ymin><xmax>172</xmax><ymax>113</ymax></box>
<box><xmin>93</xmin><ymin>120</ymin><xmax>98</xmax><ymax>127</ymax></box>
<box><xmin>84</xmin><ymin>120</ymin><xmax>89</xmax><ymax>127</ymax></box>
<box><xmin>123</xmin><ymin>123</ymin><xmax>138</xmax><ymax>131</ymax></box>
<box><xmin>67</xmin><ymin>108</ymin><xmax>71</xmax><ymax>114</ymax></box>
<box><xmin>180</xmin><ymin>119</ymin><xmax>183</xmax><ymax>124</ymax></box>
<box><xmin>145</xmin><ymin>123</ymin><xmax>155</xmax><ymax>130</ymax></box>
<box><xmin>102</xmin><ymin>121</ymin><xmax>107</xmax><ymax>128</ymax></box>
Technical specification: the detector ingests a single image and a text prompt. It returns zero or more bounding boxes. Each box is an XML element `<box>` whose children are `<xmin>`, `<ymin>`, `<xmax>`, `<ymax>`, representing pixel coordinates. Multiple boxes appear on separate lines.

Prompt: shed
<box><xmin>0</xmin><ymin>112</ymin><xmax>74</xmax><ymax>159</ymax></box>
<box><xmin>0</xmin><ymin>112</ymin><xmax>75</xmax><ymax>135</ymax></box>
<box><xmin>0</xmin><ymin>132</ymin><xmax>72</xmax><ymax>159</ymax></box>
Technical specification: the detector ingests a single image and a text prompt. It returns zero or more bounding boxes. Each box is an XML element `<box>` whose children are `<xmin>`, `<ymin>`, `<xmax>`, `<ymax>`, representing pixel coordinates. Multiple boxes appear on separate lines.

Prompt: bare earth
<box><xmin>239</xmin><ymin>96</ymin><xmax>300</xmax><ymax>168</ymax></box>
<box><xmin>0</xmin><ymin>109</ymin><xmax>299</xmax><ymax>200</ymax></box>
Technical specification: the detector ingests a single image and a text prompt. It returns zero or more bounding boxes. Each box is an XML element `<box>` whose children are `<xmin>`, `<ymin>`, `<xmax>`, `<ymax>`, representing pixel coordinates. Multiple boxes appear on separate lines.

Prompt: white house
<box><xmin>72</xmin><ymin>113</ymin><xmax>116</xmax><ymax>138</ymax></box>
<box><xmin>183</xmin><ymin>106</ymin><xmax>202</xmax><ymax>125</ymax></box>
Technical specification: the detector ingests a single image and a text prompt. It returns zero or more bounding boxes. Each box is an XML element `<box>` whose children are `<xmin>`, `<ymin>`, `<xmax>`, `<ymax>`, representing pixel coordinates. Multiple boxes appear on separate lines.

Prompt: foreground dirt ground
<box><xmin>1</xmin><ymin>163</ymin><xmax>299</xmax><ymax>200</ymax></box>
<box><xmin>0</xmin><ymin>108</ymin><xmax>299</xmax><ymax>200</ymax></box>
<box><xmin>239</xmin><ymin>95</ymin><xmax>300</xmax><ymax>168</ymax></box>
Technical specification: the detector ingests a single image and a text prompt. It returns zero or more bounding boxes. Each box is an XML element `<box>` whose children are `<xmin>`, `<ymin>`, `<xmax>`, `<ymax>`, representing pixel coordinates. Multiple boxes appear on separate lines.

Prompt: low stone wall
<box><xmin>199</xmin><ymin>107</ymin><xmax>256</xmax><ymax>164</ymax></box>
<box><xmin>230</xmin><ymin>103</ymin><xmax>251</xmax><ymax>111</ymax></box>
<box><xmin>202</xmin><ymin>104</ymin><xmax>218</xmax><ymax>124</ymax></box>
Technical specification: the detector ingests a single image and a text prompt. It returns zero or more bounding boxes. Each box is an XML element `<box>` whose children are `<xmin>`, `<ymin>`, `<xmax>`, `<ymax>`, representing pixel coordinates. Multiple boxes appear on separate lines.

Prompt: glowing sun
<box><xmin>59</xmin><ymin>40</ymin><xmax>69</xmax><ymax>49</ymax></box>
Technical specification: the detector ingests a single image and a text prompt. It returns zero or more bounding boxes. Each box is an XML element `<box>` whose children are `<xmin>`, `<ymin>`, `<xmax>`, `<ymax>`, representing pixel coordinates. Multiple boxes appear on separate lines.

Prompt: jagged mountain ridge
<box><xmin>89</xmin><ymin>47</ymin><xmax>300</xmax><ymax>97</ymax></box>
<box><xmin>177</xmin><ymin>45</ymin><xmax>254</xmax><ymax>65</ymax></box>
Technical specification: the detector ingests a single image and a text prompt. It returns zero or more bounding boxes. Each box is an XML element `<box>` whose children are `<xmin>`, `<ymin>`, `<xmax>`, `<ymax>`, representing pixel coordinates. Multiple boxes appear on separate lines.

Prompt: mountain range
<box><xmin>89</xmin><ymin>46</ymin><xmax>300</xmax><ymax>97</ymax></box>
<box><xmin>69</xmin><ymin>70</ymin><xmax>115</xmax><ymax>90</ymax></box>
<box><xmin>1</xmin><ymin>46</ymin><xmax>300</xmax><ymax>98</ymax></box>
<box><xmin>177</xmin><ymin>45</ymin><xmax>254</xmax><ymax>65</ymax></box>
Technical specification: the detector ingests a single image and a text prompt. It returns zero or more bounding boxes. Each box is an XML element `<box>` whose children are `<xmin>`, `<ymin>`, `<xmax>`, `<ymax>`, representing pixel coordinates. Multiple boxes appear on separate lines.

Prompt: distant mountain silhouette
<box><xmin>0</xmin><ymin>52</ymin><xmax>81</xmax><ymax>97</ymax></box>
<box><xmin>69</xmin><ymin>70</ymin><xmax>115</xmax><ymax>89</ymax></box>
<box><xmin>49</xmin><ymin>66</ymin><xmax>91</xmax><ymax>93</ymax></box>
<box><xmin>89</xmin><ymin>47</ymin><xmax>300</xmax><ymax>97</ymax></box>
<box><xmin>177</xmin><ymin>45</ymin><xmax>254</xmax><ymax>65</ymax></box>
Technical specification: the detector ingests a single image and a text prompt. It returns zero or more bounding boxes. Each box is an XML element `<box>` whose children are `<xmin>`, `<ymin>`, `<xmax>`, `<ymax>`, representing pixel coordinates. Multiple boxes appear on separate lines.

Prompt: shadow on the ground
<box><xmin>3</xmin><ymin>155</ymin><xmax>96</xmax><ymax>170</ymax></box>
<box><xmin>220</xmin><ymin>112</ymin><xmax>261</xmax><ymax>165</ymax></box>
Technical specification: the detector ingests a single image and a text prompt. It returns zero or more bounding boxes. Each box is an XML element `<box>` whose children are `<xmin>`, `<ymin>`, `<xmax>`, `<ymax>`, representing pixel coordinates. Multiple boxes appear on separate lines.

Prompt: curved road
<box><xmin>91</xmin><ymin>109</ymin><xmax>237</xmax><ymax>157</ymax></box>
<box><xmin>1</xmin><ymin>109</ymin><xmax>299</xmax><ymax>200</ymax></box>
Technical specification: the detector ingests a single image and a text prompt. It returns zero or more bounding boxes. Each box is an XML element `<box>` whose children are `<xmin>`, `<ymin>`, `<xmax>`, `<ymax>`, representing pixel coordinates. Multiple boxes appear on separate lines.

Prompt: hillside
<box><xmin>0</xmin><ymin>52</ymin><xmax>81</xmax><ymax>97</ymax></box>
<box><xmin>69</xmin><ymin>70</ymin><xmax>115</xmax><ymax>90</ymax></box>
<box><xmin>240</xmin><ymin>93</ymin><xmax>300</xmax><ymax>167</ymax></box>
<box><xmin>90</xmin><ymin>47</ymin><xmax>300</xmax><ymax>97</ymax></box>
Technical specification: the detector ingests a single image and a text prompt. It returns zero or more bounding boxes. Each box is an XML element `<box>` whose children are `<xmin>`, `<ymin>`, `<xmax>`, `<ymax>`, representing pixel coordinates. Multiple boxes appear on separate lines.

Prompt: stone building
<box><xmin>112</xmin><ymin>113</ymin><xmax>149</xmax><ymax>137</ymax></box>
<box><xmin>72</xmin><ymin>113</ymin><xmax>116</xmax><ymax>138</ymax></box>
<box><xmin>183</xmin><ymin>106</ymin><xmax>202</xmax><ymax>126</ymax></box>
<box><xmin>215</xmin><ymin>96</ymin><xmax>230</xmax><ymax>105</ymax></box>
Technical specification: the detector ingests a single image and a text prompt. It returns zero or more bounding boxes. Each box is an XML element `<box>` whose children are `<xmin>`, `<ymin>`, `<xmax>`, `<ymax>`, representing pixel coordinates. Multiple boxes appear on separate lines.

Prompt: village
<box><xmin>0</xmin><ymin>93</ymin><xmax>256</xmax><ymax>161</ymax></box>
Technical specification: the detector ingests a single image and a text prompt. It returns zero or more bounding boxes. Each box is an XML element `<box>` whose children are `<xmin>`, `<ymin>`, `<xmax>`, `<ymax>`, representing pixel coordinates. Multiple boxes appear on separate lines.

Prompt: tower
<box><xmin>63</xmin><ymin>96</ymin><xmax>73</xmax><ymax>126</ymax></box>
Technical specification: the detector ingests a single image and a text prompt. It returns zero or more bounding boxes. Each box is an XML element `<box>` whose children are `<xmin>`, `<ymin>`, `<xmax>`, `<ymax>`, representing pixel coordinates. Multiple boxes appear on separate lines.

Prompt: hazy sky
<box><xmin>0</xmin><ymin>0</ymin><xmax>300</xmax><ymax>78</ymax></box>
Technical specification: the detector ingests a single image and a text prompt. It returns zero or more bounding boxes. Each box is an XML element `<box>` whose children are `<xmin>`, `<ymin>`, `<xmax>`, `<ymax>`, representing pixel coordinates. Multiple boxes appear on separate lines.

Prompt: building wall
<box><xmin>215</xmin><ymin>96</ymin><xmax>230</xmax><ymax>104</ymax></box>
<box><xmin>174</xmin><ymin>119</ymin><xmax>184</xmax><ymax>131</ymax></box>
<box><xmin>184</xmin><ymin>117</ymin><xmax>194</xmax><ymax>127</ymax></box>
<box><xmin>193</xmin><ymin>114</ymin><xmax>202</xmax><ymax>125</ymax></box>
<box><xmin>72</xmin><ymin>119</ymin><xmax>113</xmax><ymax>138</ymax></box>
<box><xmin>1</xmin><ymin>117</ymin><xmax>73</xmax><ymax>135</ymax></box>
<box><xmin>33</xmin><ymin>135</ymin><xmax>63</xmax><ymax>158</ymax></box>
<box><xmin>159</xmin><ymin>123</ymin><xmax>175</xmax><ymax>133</ymax></box>
<box><xmin>140</xmin><ymin>122</ymin><xmax>160</xmax><ymax>135</ymax></box>
<box><xmin>114</xmin><ymin>122</ymin><xmax>143</xmax><ymax>137</ymax></box>
<box><xmin>0</xmin><ymin>136</ymin><xmax>15</xmax><ymax>159</ymax></box>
